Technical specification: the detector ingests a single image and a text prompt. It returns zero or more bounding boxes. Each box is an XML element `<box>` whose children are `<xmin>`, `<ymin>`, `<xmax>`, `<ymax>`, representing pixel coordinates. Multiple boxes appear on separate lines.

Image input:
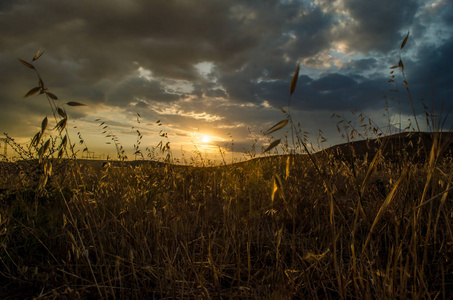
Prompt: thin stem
<box><xmin>287</xmin><ymin>95</ymin><xmax>296</xmax><ymax>153</ymax></box>
<box><xmin>287</xmin><ymin>92</ymin><xmax>349</xmax><ymax>228</ymax></box>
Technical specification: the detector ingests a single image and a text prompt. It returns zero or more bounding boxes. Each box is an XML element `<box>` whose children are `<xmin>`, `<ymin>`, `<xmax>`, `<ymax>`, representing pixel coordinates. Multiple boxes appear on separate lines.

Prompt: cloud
<box><xmin>342</xmin><ymin>58</ymin><xmax>379</xmax><ymax>72</ymax></box>
<box><xmin>205</xmin><ymin>88</ymin><xmax>228</xmax><ymax>98</ymax></box>
<box><xmin>109</xmin><ymin>76</ymin><xmax>182</xmax><ymax>106</ymax></box>
<box><xmin>0</xmin><ymin>0</ymin><xmax>452</xmax><ymax>159</ymax></box>
<box><xmin>310</xmin><ymin>73</ymin><xmax>357</xmax><ymax>90</ymax></box>
<box><xmin>334</xmin><ymin>0</ymin><xmax>419</xmax><ymax>53</ymax></box>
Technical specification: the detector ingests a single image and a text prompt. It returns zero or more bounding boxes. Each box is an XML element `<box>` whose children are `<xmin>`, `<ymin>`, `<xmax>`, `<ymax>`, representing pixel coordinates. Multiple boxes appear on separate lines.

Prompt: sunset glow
<box><xmin>201</xmin><ymin>135</ymin><xmax>211</xmax><ymax>144</ymax></box>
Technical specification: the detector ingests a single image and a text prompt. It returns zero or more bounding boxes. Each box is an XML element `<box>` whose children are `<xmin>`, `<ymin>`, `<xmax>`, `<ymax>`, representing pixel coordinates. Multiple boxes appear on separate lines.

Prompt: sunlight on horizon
<box><xmin>201</xmin><ymin>135</ymin><xmax>211</xmax><ymax>143</ymax></box>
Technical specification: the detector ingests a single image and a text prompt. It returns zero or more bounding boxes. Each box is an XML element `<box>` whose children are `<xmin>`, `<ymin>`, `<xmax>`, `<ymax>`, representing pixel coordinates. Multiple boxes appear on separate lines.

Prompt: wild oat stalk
<box><xmin>18</xmin><ymin>51</ymin><xmax>86</xmax><ymax>161</ymax></box>
<box><xmin>389</xmin><ymin>32</ymin><xmax>421</xmax><ymax>133</ymax></box>
<box><xmin>16</xmin><ymin>51</ymin><xmax>89</xmax><ymax>194</ymax></box>
<box><xmin>132</xmin><ymin>113</ymin><xmax>144</xmax><ymax>160</ymax></box>
<box><xmin>96</xmin><ymin>118</ymin><xmax>127</xmax><ymax>160</ymax></box>
<box><xmin>263</xmin><ymin>63</ymin><xmax>349</xmax><ymax>226</ymax></box>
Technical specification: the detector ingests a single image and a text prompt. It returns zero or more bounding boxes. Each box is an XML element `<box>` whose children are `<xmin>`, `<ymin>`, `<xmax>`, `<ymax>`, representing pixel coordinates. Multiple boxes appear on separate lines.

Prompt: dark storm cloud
<box><xmin>206</xmin><ymin>89</ymin><xmax>228</xmax><ymax>98</ymax></box>
<box><xmin>403</xmin><ymin>36</ymin><xmax>453</xmax><ymax>122</ymax></box>
<box><xmin>1</xmin><ymin>0</ymin><xmax>293</xmax><ymax>110</ymax></box>
<box><xmin>310</xmin><ymin>73</ymin><xmax>357</xmax><ymax>91</ymax></box>
<box><xmin>108</xmin><ymin>77</ymin><xmax>182</xmax><ymax>106</ymax></box>
<box><xmin>338</xmin><ymin>0</ymin><xmax>419</xmax><ymax>52</ymax></box>
<box><xmin>343</xmin><ymin>58</ymin><xmax>379</xmax><ymax>72</ymax></box>
<box><xmin>417</xmin><ymin>0</ymin><xmax>453</xmax><ymax>29</ymax></box>
<box><xmin>285</xmin><ymin>5</ymin><xmax>335</xmax><ymax>59</ymax></box>
<box><xmin>442</xmin><ymin>6</ymin><xmax>453</xmax><ymax>25</ymax></box>
<box><xmin>411</xmin><ymin>37</ymin><xmax>453</xmax><ymax>90</ymax></box>
<box><xmin>219</xmin><ymin>70</ymin><xmax>259</xmax><ymax>103</ymax></box>
<box><xmin>254</xmin><ymin>72</ymin><xmax>386</xmax><ymax>112</ymax></box>
<box><xmin>1</xmin><ymin>0</ymin><xmax>452</xmax><ymax>156</ymax></box>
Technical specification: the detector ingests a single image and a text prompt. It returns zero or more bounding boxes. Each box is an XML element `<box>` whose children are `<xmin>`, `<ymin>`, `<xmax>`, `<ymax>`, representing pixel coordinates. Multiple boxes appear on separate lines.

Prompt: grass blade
<box><xmin>290</xmin><ymin>65</ymin><xmax>300</xmax><ymax>95</ymax></box>
<box><xmin>67</xmin><ymin>101</ymin><xmax>86</xmax><ymax>106</ymax></box>
<box><xmin>363</xmin><ymin>169</ymin><xmax>408</xmax><ymax>251</ymax></box>
<box><xmin>38</xmin><ymin>138</ymin><xmax>51</xmax><ymax>160</ymax></box>
<box><xmin>18</xmin><ymin>58</ymin><xmax>35</xmax><ymax>69</ymax></box>
<box><xmin>401</xmin><ymin>31</ymin><xmax>409</xmax><ymax>49</ymax></box>
<box><xmin>264</xmin><ymin>139</ymin><xmax>281</xmax><ymax>153</ymax></box>
<box><xmin>271</xmin><ymin>173</ymin><xmax>285</xmax><ymax>202</ymax></box>
<box><xmin>54</xmin><ymin>118</ymin><xmax>67</xmax><ymax>132</ymax></box>
<box><xmin>398</xmin><ymin>59</ymin><xmax>404</xmax><ymax>73</ymax></box>
<box><xmin>41</xmin><ymin>117</ymin><xmax>48</xmax><ymax>134</ymax></box>
<box><xmin>46</xmin><ymin>92</ymin><xmax>58</xmax><ymax>100</ymax></box>
<box><xmin>24</xmin><ymin>87</ymin><xmax>41</xmax><ymax>98</ymax></box>
<box><xmin>57</xmin><ymin>107</ymin><xmax>67</xmax><ymax>119</ymax></box>
<box><xmin>264</xmin><ymin>119</ymin><xmax>288</xmax><ymax>135</ymax></box>
<box><xmin>33</xmin><ymin>49</ymin><xmax>45</xmax><ymax>61</ymax></box>
<box><xmin>31</xmin><ymin>131</ymin><xmax>41</xmax><ymax>147</ymax></box>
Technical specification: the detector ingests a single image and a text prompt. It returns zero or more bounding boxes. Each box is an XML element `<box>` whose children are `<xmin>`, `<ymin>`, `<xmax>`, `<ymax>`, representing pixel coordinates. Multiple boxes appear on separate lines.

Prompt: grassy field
<box><xmin>1</xmin><ymin>131</ymin><xmax>452</xmax><ymax>299</ymax></box>
<box><xmin>2</xmin><ymin>36</ymin><xmax>452</xmax><ymax>298</ymax></box>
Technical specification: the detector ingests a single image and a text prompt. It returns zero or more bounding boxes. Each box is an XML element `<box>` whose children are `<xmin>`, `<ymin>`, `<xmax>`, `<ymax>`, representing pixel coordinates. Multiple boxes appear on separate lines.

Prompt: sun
<box><xmin>201</xmin><ymin>135</ymin><xmax>211</xmax><ymax>143</ymax></box>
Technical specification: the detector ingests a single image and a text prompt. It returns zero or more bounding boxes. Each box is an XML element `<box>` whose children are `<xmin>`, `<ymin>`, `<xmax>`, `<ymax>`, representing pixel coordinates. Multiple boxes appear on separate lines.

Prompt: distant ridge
<box><xmin>320</xmin><ymin>131</ymin><xmax>453</xmax><ymax>162</ymax></box>
<box><xmin>1</xmin><ymin>132</ymin><xmax>450</xmax><ymax>170</ymax></box>
<box><xmin>230</xmin><ymin>131</ymin><xmax>453</xmax><ymax>168</ymax></box>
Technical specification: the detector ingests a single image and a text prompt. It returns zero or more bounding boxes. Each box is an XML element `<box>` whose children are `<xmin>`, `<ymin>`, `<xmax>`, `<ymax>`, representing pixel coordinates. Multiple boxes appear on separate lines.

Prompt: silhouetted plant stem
<box><xmin>287</xmin><ymin>87</ymin><xmax>349</xmax><ymax>227</ymax></box>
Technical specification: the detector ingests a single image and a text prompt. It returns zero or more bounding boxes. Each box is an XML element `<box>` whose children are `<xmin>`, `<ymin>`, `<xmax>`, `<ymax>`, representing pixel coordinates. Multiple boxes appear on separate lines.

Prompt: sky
<box><xmin>1</xmin><ymin>0</ymin><xmax>452</xmax><ymax>163</ymax></box>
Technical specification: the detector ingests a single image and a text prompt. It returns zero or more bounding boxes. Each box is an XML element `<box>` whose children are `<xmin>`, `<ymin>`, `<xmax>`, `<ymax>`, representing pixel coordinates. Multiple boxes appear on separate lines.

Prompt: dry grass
<box><xmin>0</xmin><ymin>37</ymin><xmax>452</xmax><ymax>299</ymax></box>
<box><xmin>0</xmin><ymin>135</ymin><xmax>452</xmax><ymax>299</ymax></box>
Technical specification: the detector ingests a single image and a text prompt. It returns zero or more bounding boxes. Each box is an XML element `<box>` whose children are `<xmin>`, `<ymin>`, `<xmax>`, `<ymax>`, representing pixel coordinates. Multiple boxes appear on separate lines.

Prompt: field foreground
<box><xmin>1</xmin><ymin>132</ymin><xmax>452</xmax><ymax>299</ymax></box>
